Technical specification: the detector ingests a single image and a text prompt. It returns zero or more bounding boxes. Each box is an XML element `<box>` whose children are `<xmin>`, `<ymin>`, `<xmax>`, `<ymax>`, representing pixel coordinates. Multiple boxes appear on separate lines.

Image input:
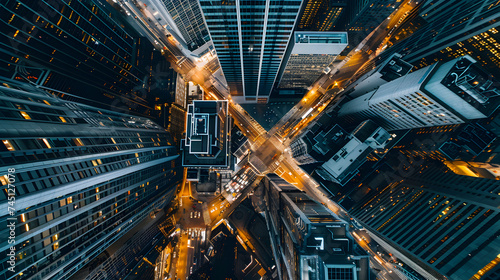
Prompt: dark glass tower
<box><xmin>161</xmin><ymin>0</ymin><xmax>211</xmax><ymax>51</ymax></box>
<box><xmin>199</xmin><ymin>0</ymin><xmax>302</xmax><ymax>103</ymax></box>
<box><xmin>379</xmin><ymin>0</ymin><xmax>500</xmax><ymax>78</ymax></box>
<box><xmin>0</xmin><ymin>0</ymin><xmax>157</xmax><ymax>117</ymax></box>
<box><xmin>349</xmin><ymin>166</ymin><xmax>500</xmax><ymax>280</ymax></box>
<box><xmin>0</xmin><ymin>78</ymin><xmax>182</xmax><ymax>280</ymax></box>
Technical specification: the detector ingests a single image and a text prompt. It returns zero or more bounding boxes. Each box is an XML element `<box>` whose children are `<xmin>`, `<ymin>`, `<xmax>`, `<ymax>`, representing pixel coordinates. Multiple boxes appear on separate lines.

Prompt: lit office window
<box><xmin>73</xmin><ymin>138</ymin><xmax>84</xmax><ymax>146</ymax></box>
<box><xmin>2</xmin><ymin>140</ymin><xmax>15</xmax><ymax>151</ymax></box>
<box><xmin>20</xmin><ymin>111</ymin><xmax>31</xmax><ymax>119</ymax></box>
<box><xmin>41</xmin><ymin>138</ymin><xmax>52</xmax><ymax>148</ymax></box>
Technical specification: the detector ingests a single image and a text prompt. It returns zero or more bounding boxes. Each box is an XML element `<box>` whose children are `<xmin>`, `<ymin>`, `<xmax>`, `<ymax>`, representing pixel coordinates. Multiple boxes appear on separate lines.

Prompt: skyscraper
<box><xmin>199</xmin><ymin>0</ymin><xmax>303</xmax><ymax>103</ymax></box>
<box><xmin>349</xmin><ymin>166</ymin><xmax>500</xmax><ymax>280</ymax></box>
<box><xmin>0</xmin><ymin>0</ymin><xmax>157</xmax><ymax>117</ymax></box>
<box><xmin>338</xmin><ymin>56</ymin><xmax>500</xmax><ymax>131</ymax></box>
<box><xmin>0</xmin><ymin>77</ymin><xmax>182</xmax><ymax>280</ymax></box>
<box><xmin>379</xmin><ymin>0</ymin><xmax>500</xmax><ymax>77</ymax></box>
<box><xmin>276</xmin><ymin>32</ymin><xmax>348</xmax><ymax>90</ymax></box>
<box><xmin>262</xmin><ymin>174</ymin><xmax>371</xmax><ymax>280</ymax></box>
<box><xmin>159</xmin><ymin>0</ymin><xmax>211</xmax><ymax>51</ymax></box>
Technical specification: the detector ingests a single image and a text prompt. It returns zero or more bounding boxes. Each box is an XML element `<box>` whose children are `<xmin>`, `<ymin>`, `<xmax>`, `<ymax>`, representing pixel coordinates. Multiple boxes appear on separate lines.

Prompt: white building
<box><xmin>338</xmin><ymin>56</ymin><xmax>500</xmax><ymax>131</ymax></box>
<box><xmin>316</xmin><ymin>120</ymin><xmax>391</xmax><ymax>186</ymax></box>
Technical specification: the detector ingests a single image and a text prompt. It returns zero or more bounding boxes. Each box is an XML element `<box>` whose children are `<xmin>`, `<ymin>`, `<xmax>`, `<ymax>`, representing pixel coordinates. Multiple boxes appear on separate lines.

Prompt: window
<box><xmin>20</xmin><ymin>111</ymin><xmax>31</xmax><ymax>119</ymax></box>
<box><xmin>327</xmin><ymin>267</ymin><xmax>354</xmax><ymax>280</ymax></box>
<box><xmin>2</xmin><ymin>140</ymin><xmax>15</xmax><ymax>151</ymax></box>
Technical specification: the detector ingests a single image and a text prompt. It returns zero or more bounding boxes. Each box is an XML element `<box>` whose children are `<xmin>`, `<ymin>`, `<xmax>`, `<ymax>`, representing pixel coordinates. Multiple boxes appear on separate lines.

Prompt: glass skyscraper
<box><xmin>380</xmin><ymin>0</ymin><xmax>500</xmax><ymax>78</ymax></box>
<box><xmin>0</xmin><ymin>78</ymin><xmax>182</xmax><ymax>280</ymax></box>
<box><xmin>349</xmin><ymin>166</ymin><xmax>500</xmax><ymax>280</ymax></box>
<box><xmin>199</xmin><ymin>0</ymin><xmax>302</xmax><ymax>103</ymax></box>
<box><xmin>0</xmin><ymin>0</ymin><xmax>156</xmax><ymax>117</ymax></box>
<box><xmin>161</xmin><ymin>0</ymin><xmax>211</xmax><ymax>51</ymax></box>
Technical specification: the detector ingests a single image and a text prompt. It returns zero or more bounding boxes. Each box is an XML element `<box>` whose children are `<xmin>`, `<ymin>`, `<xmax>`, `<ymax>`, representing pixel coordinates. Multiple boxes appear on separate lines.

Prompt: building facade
<box><xmin>0</xmin><ymin>0</ymin><xmax>157</xmax><ymax>117</ymax></box>
<box><xmin>262</xmin><ymin>174</ymin><xmax>370</xmax><ymax>280</ymax></box>
<box><xmin>338</xmin><ymin>56</ymin><xmax>500</xmax><ymax>131</ymax></box>
<box><xmin>160</xmin><ymin>0</ymin><xmax>211</xmax><ymax>51</ymax></box>
<box><xmin>381</xmin><ymin>0</ymin><xmax>500</xmax><ymax>78</ymax></box>
<box><xmin>296</xmin><ymin>0</ymin><xmax>346</xmax><ymax>32</ymax></box>
<box><xmin>0</xmin><ymin>78</ymin><xmax>182</xmax><ymax>280</ymax></box>
<box><xmin>349</xmin><ymin>166</ymin><xmax>500</xmax><ymax>280</ymax></box>
<box><xmin>199</xmin><ymin>0</ymin><xmax>303</xmax><ymax>103</ymax></box>
<box><xmin>340</xmin><ymin>0</ymin><xmax>404</xmax><ymax>48</ymax></box>
<box><xmin>277</xmin><ymin>32</ymin><xmax>348</xmax><ymax>90</ymax></box>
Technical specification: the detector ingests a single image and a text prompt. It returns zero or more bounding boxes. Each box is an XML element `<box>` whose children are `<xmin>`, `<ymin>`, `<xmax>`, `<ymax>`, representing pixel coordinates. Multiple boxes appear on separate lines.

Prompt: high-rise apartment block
<box><xmin>277</xmin><ymin>32</ymin><xmax>348</xmax><ymax>90</ymax></box>
<box><xmin>262</xmin><ymin>174</ymin><xmax>371</xmax><ymax>280</ymax></box>
<box><xmin>199</xmin><ymin>0</ymin><xmax>302</xmax><ymax>103</ymax></box>
<box><xmin>0</xmin><ymin>78</ymin><xmax>182</xmax><ymax>280</ymax></box>
<box><xmin>339</xmin><ymin>56</ymin><xmax>500</xmax><ymax>131</ymax></box>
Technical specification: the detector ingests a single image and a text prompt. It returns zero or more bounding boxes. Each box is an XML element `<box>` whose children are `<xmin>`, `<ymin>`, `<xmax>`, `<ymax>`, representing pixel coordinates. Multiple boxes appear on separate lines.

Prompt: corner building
<box><xmin>0</xmin><ymin>78</ymin><xmax>182</xmax><ymax>280</ymax></box>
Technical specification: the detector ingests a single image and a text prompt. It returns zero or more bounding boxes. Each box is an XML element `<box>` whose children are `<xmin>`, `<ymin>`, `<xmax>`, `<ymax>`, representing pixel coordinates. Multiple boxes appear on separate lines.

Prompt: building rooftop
<box><xmin>317</xmin><ymin>121</ymin><xmax>391</xmax><ymax>185</ymax></box>
<box><xmin>181</xmin><ymin>100</ymin><xmax>230</xmax><ymax>168</ymax></box>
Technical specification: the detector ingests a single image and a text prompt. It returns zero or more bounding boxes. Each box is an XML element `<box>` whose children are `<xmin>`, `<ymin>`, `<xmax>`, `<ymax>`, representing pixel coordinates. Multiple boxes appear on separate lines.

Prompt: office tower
<box><xmin>296</xmin><ymin>0</ymin><xmax>346</xmax><ymax>31</ymax></box>
<box><xmin>0</xmin><ymin>0</ymin><xmax>157</xmax><ymax>117</ymax></box>
<box><xmin>181</xmin><ymin>100</ymin><xmax>230</xmax><ymax>169</ymax></box>
<box><xmin>0</xmin><ymin>78</ymin><xmax>183</xmax><ymax>280</ymax></box>
<box><xmin>74</xmin><ymin>215</ymin><xmax>168</xmax><ymax>280</ymax></box>
<box><xmin>380</xmin><ymin>0</ymin><xmax>500</xmax><ymax>77</ymax></box>
<box><xmin>262</xmin><ymin>174</ymin><xmax>370</xmax><ymax>280</ymax></box>
<box><xmin>157</xmin><ymin>0</ymin><xmax>211</xmax><ymax>51</ymax></box>
<box><xmin>349</xmin><ymin>166</ymin><xmax>500</xmax><ymax>280</ymax></box>
<box><xmin>338</xmin><ymin>56</ymin><xmax>500</xmax><ymax>131</ymax></box>
<box><xmin>276</xmin><ymin>32</ymin><xmax>348</xmax><ymax>90</ymax></box>
<box><xmin>199</xmin><ymin>0</ymin><xmax>302</xmax><ymax>103</ymax></box>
